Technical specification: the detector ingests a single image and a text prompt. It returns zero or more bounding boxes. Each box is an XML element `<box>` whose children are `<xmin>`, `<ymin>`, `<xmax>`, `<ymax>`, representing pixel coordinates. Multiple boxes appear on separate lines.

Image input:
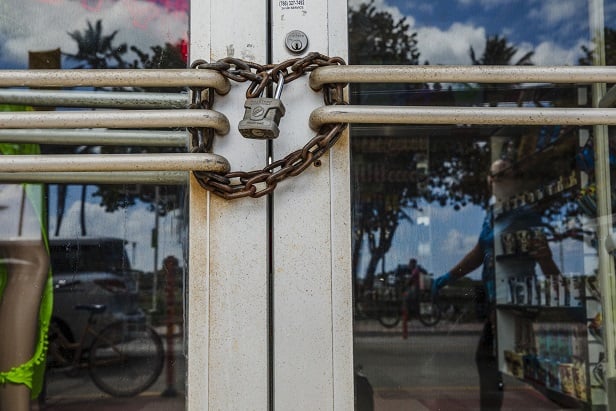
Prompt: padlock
<box><xmin>238</xmin><ymin>76</ymin><xmax>286</xmax><ymax>139</ymax></box>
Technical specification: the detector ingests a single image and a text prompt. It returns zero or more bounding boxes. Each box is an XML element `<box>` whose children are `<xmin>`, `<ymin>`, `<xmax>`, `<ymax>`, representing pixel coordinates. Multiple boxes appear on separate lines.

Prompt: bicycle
<box><xmin>46</xmin><ymin>304</ymin><xmax>165</xmax><ymax>397</ymax></box>
<box><xmin>378</xmin><ymin>287</ymin><xmax>442</xmax><ymax>328</ymax></box>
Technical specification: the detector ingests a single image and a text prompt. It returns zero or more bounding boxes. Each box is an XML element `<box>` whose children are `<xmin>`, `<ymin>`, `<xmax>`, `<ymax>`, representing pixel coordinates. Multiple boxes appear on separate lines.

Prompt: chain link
<box><xmin>189</xmin><ymin>52</ymin><xmax>348</xmax><ymax>200</ymax></box>
<box><xmin>188</xmin><ymin>60</ymin><xmax>217</xmax><ymax>153</ymax></box>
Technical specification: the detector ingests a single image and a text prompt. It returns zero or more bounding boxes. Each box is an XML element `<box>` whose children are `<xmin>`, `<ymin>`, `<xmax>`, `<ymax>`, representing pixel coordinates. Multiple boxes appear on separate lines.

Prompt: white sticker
<box><xmin>278</xmin><ymin>0</ymin><xmax>305</xmax><ymax>11</ymax></box>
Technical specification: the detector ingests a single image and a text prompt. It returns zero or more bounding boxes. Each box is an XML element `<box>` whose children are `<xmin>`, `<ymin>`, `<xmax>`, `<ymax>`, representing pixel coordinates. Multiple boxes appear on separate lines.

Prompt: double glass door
<box><xmin>0</xmin><ymin>1</ymin><xmax>615</xmax><ymax>410</ymax></box>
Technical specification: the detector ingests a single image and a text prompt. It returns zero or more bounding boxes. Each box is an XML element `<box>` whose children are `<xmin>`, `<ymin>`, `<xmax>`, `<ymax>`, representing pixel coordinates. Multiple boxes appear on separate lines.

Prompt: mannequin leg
<box><xmin>0</xmin><ymin>241</ymin><xmax>49</xmax><ymax>411</ymax></box>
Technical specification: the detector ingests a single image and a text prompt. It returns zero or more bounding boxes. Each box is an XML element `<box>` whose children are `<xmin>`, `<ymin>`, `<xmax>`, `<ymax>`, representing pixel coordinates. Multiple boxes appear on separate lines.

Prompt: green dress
<box><xmin>0</xmin><ymin>133</ymin><xmax>53</xmax><ymax>399</ymax></box>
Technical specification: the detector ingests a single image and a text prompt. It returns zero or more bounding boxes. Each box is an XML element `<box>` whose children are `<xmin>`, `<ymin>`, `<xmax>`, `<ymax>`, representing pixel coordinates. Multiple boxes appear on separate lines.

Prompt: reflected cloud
<box><xmin>440</xmin><ymin>228</ymin><xmax>477</xmax><ymax>254</ymax></box>
<box><xmin>416</xmin><ymin>23</ymin><xmax>486</xmax><ymax>64</ymax></box>
<box><xmin>50</xmin><ymin>198</ymin><xmax>183</xmax><ymax>272</ymax></box>
<box><xmin>348</xmin><ymin>0</ymin><xmax>588</xmax><ymax>66</ymax></box>
<box><xmin>0</xmin><ymin>0</ymin><xmax>187</xmax><ymax>68</ymax></box>
<box><xmin>527</xmin><ymin>0</ymin><xmax>579</xmax><ymax>26</ymax></box>
<box><xmin>457</xmin><ymin>0</ymin><xmax>517</xmax><ymax>8</ymax></box>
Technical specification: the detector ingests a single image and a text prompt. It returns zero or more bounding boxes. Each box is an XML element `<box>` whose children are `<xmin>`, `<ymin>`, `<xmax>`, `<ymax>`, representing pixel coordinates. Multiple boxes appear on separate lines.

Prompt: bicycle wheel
<box><xmin>89</xmin><ymin>321</ymin><xmax>164</xmax><ymax>397</ymax></box>
<box><xmin>417</xmin><ymin>293</ymin><xmax>441</xmax><ymax>327</ymax></box>
<box><xmin>377</xmin><ymin>302</ymin><xmax>401</xmax><ymax>328</ymax></box>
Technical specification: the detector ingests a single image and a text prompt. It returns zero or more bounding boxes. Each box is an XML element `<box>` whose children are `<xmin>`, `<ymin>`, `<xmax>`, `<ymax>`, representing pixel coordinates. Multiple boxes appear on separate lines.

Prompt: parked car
<box><xmin>49</xmin><ymin>237</ymin><xmax>146</xmax><ymax>342</ymax></box>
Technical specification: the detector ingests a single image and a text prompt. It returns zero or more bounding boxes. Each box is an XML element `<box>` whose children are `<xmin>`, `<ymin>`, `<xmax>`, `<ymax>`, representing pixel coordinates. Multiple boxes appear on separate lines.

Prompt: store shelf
<box><xmin>497</xmin><ymin>304</ymin><xmax>585</xmax><ymax>322</ymax></box>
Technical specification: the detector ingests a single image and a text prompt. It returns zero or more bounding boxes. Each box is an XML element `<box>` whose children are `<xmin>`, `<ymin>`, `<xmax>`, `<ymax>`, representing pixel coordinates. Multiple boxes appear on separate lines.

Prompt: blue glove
<box><xmin>432</xmin><ymin>272</ymin><xmax>453</xmax><ymax>298</ymax></box>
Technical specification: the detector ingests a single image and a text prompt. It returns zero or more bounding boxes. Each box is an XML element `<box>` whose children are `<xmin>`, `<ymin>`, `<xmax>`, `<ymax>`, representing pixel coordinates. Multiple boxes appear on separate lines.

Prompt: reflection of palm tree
<box><xmin>579</xmin><ymin>27</ymin><xmax>616</xmax><ymax>66</ymax></box>
<box><xmin>60</xmin><ymin>20</ymin><xmax>128</xmax><ymax>236</ymax></box>
<box><xmin>64</xmin><ymin>19</ymin><xmax>128</xmax><ymax>69</ymax></box>
<box><xmin>470</xmin><ymin>35</ymin><xmax>534</xmax><ymax>107</ymax></box>
<box><xmin>470</xmin><ymin>34</ymin><xmax>534</xmax><ymax>66</ymax></box>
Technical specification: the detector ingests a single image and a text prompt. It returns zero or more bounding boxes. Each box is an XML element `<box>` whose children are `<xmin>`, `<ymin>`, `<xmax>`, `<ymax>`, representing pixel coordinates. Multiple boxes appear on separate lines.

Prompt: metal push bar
<box><xmin>309</xmin><ymin>106</ymin><xmax>616</xmax><ymax>129</ymax></box>
<box><xmin>0</xmin><ymin>153</ymin><xmax>229</xmax><ymax>173</ymax></box>
<box><xmin>309</xmin><ymin>65</ymin><xmax>616</xmax><ymax>88</ymax></box>
<box><xmin>0</xmin><ymin>110</ymin><xmax>229</xmax><ymax>134</ymax></box>
<box><xmin>0</xmin><ymin>129</ymin><xmax>187</xmax><ymax>147</ymax></box>
<box><xmin>0</xmin><ymin>89</ymin><xmax>188</xmax><ymax>109</ymax></box>
<box><xmin>0</xmin><ymin>69</ymin><xmax>230</xmax><ymax>94</ymax></box>
<box><xmin>0</xmin><ymin>171</ymin><xmax>188</xmax><ymax>185</ymax></box>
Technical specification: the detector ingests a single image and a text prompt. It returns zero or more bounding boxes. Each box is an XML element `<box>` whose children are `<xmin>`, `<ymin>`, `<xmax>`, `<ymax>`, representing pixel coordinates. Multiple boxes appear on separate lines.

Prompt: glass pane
<box><xmin>349</xmin><ymin>1</ymin><xmax>615</xmax><ymax>410</ymax></box>
<box><xmin>0</xmin><ymin>1</ymin><xmax>188</xmax><ymax>409</ymax></box>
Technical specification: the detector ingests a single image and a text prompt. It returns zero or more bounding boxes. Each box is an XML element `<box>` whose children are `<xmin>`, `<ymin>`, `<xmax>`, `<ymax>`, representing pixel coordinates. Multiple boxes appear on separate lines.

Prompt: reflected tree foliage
<box><xmin>349</xmin><ymin>4</ymin><xmax>543</xmax><ymax>289</ymax></box>
<box><xmin>348</xmin><ymin>0</ymin><xmax>420</xmax><ymax>65</ymax></box>
<box><xmin>54</xmin><ymin>20</ymin><xmax>187</xmax><ymax>236</ymax></box>
<box><xmin>349</xmin><ymin>1</ymin><xmax>426</xmax><ymax>288</ymax></box>
<box><xmin>470</xmin><ymin>34</ymin><xmax>534</xmax><ymax>66</ymax></box>
<box><xmin>579</xmin><ymin>27</ymin><xmax>616</xmax><ymax>66</ymax></box>
<box><xmin>65</xmin><ymin>20</ymin><xmax>129</xmax><ymax>70</ymax></box>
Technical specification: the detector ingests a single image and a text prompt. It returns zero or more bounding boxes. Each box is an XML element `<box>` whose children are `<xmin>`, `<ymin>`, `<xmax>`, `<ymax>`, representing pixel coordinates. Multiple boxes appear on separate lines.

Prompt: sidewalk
<box><xmin>372</xmin><ymin>384</ymin><xmax>570</xmax><ymax>411</ymax></box>
<box><xmin>38</xmin><ymin>386</ymin><xmax>569</xmax><ymax>411</ymax></box>
<box><xmin>37</xmin><ymin>392</ymin><xmax>185</xmax><ymax>411</ymax></box>
<box><xmin>37</xmin><ymin>320</ymin><xmax>569</xmax><ymax>411</ymax></box>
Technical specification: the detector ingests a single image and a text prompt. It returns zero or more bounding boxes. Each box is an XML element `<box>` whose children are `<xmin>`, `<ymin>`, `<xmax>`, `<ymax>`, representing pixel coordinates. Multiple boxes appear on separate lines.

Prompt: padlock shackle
<box><xmin>274</xmin><ymin>72</ymin><xmax>285</xmax><ymax>100</ymax></box>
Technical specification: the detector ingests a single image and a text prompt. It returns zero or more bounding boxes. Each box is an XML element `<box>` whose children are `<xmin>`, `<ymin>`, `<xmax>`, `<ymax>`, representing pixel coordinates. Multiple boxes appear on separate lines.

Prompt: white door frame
<box><xmin>187</xmin><ymin>1</ymin><xmax>352</xmax><ymax>409</ymax></box>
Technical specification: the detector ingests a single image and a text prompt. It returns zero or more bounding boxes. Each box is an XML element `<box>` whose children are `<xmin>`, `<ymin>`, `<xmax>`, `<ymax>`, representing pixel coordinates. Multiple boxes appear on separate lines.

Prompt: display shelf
<box><xmin>491</xmin><ymin>125</ymin><xmax>579</xmax><ymax>179</ymax></box>
<box><xmin>494</xmin><ymin>183</ymin><xmax>579</xmax><ymax>221</ymax></box>
<box><xmin>492</xmin><ymin>117</ymin><xmax>606</xmax><ymax>408</ymax></box>
<box><xmin>497</xmin><ymin>304</ymin><xmax>585</xmax><ymax>322</ymax></box>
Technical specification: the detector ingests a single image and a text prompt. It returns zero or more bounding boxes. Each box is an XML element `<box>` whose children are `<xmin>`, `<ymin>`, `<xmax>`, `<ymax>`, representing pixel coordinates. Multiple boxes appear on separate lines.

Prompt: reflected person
<box><xmin>431</xmin><ymin>158</ymin><xmax>560</xmax><ymax>411</ymax></box>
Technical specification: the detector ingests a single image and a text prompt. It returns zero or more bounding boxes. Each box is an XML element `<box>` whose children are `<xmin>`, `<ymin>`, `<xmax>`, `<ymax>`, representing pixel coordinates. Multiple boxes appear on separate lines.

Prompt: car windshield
<box><xmin>50</xmin><ymin>240</ymin><xmax>131</xmax><ymax>274</ymax></box>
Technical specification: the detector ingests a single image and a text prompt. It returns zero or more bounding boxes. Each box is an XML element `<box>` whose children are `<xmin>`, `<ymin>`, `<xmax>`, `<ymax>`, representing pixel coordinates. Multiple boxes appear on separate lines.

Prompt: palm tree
<box><xmin>64</xmin><ymin>19</ymin><xmax>128</xmax><ymax>69</ymax></box>
<box><xmin>579</xmin><ymin>27</ymin><xmax>616</xmax><ymax>66</ymax></box>
<box><xmin>57</xmin><ymin>20</ymin><xmax>129</xmax><ymax>236</ymax></box>
<box><xmin>469</xmin><ymin>34</ymin><xmax>534</xmax><ymax>107</ymax></box>
<box><xmin>470</xmin><ymin>34</ymin><xmax>534</xmax><ymax>66</ymax></box>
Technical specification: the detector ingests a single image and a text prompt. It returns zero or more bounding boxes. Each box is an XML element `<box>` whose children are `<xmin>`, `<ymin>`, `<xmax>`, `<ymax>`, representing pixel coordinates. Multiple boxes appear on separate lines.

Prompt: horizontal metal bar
<box><xmin>0</xmin><ymin>129</ymin><xmax>187</xmax><ymax>147</ymax></box>
<box><xmin>0</xmin><ymin>171</ymin><xmax>188</xmax><ymax>184</ymax></box>
<box><xmin>309</xmin><ymin>105</ymin><xmax>616</xmax><ymax>129</ymax></box>
<box><xmin>0</xmin><ymin>89</ymin><xmax>188</xmax><ymax>109</ymax></box>
<box><xmin>309</xmin><ymin>65</ymin><xmax>616</xmax><ymax>90</ymax></box>
<box><xmin>0</xmin><ymin>153</ymin><xmax>229</xmax><ymax>173</ymax></box>
<box><xmin>0</xmin><ymin>69</ymin><xmax>230</xmax><ymax>95</ymax></box>
<box><xmin>0</xmin><ymin>110</ymin><xmax>230</xmax><ymax>135</ymax></box>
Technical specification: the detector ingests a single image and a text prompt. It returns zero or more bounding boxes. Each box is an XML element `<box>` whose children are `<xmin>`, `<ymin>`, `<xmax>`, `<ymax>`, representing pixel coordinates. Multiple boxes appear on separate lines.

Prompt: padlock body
<box><xmin>238</xmin><ymin>97</ymin><xmax>286</xmax><ymax>139</ymax></box>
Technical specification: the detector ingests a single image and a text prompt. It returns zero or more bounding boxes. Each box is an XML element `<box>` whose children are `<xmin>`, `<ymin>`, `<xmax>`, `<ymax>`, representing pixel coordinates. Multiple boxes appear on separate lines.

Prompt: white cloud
<box><xmin>530</xmin><ymin>39</ymin><xmax>587</xmax><ymax>65</ymax></box>
<box><xmin>416</xmin><ymin>23</ymin><xmax>486</xmax><ymax>65</ymax></box>
<box><xmin>527</xmin><ymin>0</ymin><xmax>579</xmax><ymax>26</ymax></box>
<box><xmin>457</xmin><ymin>0</ymin><xmax>517</xmax><ymax>8</ymax></box>
<box><xmin>348</xmin><ymin>0</ymin><xmax>588</xmax><ymax>67</ymax></box>
<box><xmin>50</xmin><ymin>198</ymin><xmax>184</xmax><ymax>272</ymax></box>
<box><xmin>348</xmin><ymin>0</ymin><xmax>410</xmax><ymax>26</ymax></box>
<box><xmin>0</xmin><ymin>0</ymin><xmax>187</xmax><ymax>68</ymax></box>
<box><xmin>440</xmin><ymin>228</ymin><xmax>477</xmax><ymax>254</ymax></box>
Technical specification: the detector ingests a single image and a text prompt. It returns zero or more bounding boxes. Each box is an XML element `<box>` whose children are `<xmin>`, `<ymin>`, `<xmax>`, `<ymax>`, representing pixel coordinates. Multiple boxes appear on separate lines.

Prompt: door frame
<box><xmin>187</xmin><ymin>1</ymin><xmax>353</xmax><ymax>409</ymax></box>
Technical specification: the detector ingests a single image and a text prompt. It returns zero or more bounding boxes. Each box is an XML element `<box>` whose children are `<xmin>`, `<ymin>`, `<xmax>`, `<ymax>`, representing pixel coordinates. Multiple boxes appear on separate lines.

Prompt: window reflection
<box><xmin>0</xmin><ymin>1</ymin><xmax>188</xmax><ymax>409</ymax></box>
<box><xmin>350</xmin><ymin>1</ymin><xmax>615</xmax><ymax>410</ymax></box>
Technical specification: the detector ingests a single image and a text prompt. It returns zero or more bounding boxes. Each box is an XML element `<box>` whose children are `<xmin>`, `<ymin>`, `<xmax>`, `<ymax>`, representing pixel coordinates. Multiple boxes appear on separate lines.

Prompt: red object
<box><xmin>162</xmin><ymin>256</ymin><xmax>179</xmax><ymax>396</ymax></box>
<box><xmin>402</xmin><ymin>306</ymin><xmax>408</xmax><ymax>339</ymax></box>
<box><xmin>177</xmin><ymin>38</ymin><xmax>188</xmax><ymax>63</ymax></box>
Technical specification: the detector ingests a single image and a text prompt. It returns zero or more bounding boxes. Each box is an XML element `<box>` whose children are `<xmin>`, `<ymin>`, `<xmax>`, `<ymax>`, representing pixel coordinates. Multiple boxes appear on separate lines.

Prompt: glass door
<box><xmin>0</xmin><ymin>1</ymin><xmax>189</xmax><ymax>409</ymax></box>
<box><xmin>349</xmin><ymin>1</ymin><xmax>616</xmax><ymax>410</ymax></box>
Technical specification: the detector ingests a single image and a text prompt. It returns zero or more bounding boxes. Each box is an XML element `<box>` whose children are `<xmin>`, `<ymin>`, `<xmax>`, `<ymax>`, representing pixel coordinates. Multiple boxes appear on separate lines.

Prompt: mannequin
<box><xmin>0</xmin><ymin>184</ymin><xmax>51</xmax><ymax>411</ymax></box>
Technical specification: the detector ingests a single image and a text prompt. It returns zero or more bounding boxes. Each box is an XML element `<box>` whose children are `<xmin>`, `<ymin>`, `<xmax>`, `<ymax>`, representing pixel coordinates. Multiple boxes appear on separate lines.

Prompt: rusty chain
<box><xmin>188</xmin><ymin>52</ymin><xmax>348</xmax><ymax>200</ymax></box>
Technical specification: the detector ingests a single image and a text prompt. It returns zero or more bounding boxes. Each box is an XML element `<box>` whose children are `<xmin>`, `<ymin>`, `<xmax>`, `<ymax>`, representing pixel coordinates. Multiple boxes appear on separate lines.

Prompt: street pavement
<box><xmin>34</xmin><ymin>320</ymin><xmax>577</xmax><ymax>410</ymax></box>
